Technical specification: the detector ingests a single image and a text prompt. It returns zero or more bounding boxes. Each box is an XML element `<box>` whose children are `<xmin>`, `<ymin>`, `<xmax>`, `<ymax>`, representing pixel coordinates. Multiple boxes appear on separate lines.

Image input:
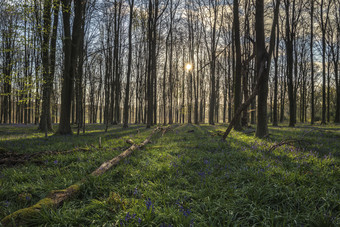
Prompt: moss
<box><xmin>33</xmin><ymin>198</ymin><xmax>54</xmax><ymax>208</ymax></box>
<box><xmin>1</xmin><ymin>183</ymin><xmax>82</xmax><ymax>226</ymax></box>
<box><xmin>1</xmin><ymin>198</ymin><xmax>54</xmax><ymax>226</ymax></box>
<box><xmin>66</xmin><ymin>183</ymin><xmax>81</xmax><ymax>192</ymax></box>
<box><xmin>50</xmin><ymin>183</ymin><xmax>81</xmax><ymax>195</ymax></box>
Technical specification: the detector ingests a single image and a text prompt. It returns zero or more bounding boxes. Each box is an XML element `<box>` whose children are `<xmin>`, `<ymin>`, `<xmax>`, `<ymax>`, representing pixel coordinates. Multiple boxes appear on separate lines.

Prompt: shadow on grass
<box><xmin>0</xmin><ymin>124</ymin><xmax>147</xmax><ymax>154</ymax></box>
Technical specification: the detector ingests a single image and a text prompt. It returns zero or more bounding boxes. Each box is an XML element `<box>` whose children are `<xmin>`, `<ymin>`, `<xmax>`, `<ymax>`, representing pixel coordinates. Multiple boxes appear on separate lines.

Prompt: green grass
<box><xmin>0</xmin><ymin>123</ymin><xmax>339</xmax><ymax>226</ymax></box>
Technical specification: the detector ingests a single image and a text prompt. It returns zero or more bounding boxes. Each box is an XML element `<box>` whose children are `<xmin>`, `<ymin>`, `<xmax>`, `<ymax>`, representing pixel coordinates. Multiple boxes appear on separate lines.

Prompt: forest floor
<box><xmin>0</xmin><ymin>123</ymin><xmax>339</xmax><ymax>226</ymax></box>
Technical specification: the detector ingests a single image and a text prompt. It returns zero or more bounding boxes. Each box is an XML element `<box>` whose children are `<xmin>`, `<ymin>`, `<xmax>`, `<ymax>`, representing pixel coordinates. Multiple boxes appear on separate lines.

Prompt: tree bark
<box><xmin>58</xmin><ymin>0</ymin><xmax>85</xmax><ymax>135</ymax></box>
<box><xmin>123</xmin><ymin>0</ymin><xmax>134</xmax><ymax>128</ymax></box>
<box><xmin>233</xmin><ymin>0</ymin><xmax>242</xmax><ymax>130</ymax></box>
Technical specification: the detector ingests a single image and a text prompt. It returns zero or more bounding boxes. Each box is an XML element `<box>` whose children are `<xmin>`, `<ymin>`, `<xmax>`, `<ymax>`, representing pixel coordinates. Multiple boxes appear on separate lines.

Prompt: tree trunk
<box><xmin>273</xmin><ymin>21</ymin><xmax>279</xmax><ymax>126</ymax></box>
<box><xmin>58</xmin><ymin>0</ymin><xmax>85</xmax><ymax>135</ymax></box>
<box><xmin>233</xmin><ymin>0</ymin><xmax>242</xmax><ymax>130</ymax></box>
<box><xmin>123</xmin><ymin>0</ymin><xmax>134</xmax><ymax>128</ymax></box>
<box><xmin>310</xmin><ymin>0</ymin><xmax>315</xmax><ymax>124</ymax></box>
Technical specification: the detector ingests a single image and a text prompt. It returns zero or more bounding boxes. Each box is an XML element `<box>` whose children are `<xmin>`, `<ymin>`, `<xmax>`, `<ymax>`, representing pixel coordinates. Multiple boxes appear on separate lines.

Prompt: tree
<box><xmin>273</xmin><ymin>18</ymin><xmax>279</xmax><ymax>126</ymax></box>
<box><xmin>310</xmin><ymin>0</ymin><xmax>315</xmax><ymax>124</ymax></box>
<box><xmin>39</xmin><ymin>0</ymin><xmax>59</xmax><ymax>133</ymax></box>
<box><xmin>58</xmin><ymin>0</ymin><xmax>86</xmax><ymax>135</ymax></box>
<box><xmin>255</xmin><ymin>0</ymin><xmax>280</xmax><ymax>137</ymax></box>
<box><xmin>223</xmin><ymin>0</ymin><xmax>280</xmax><ymax>139</ymax></box>
<box><xmin>123</xmin><ymin>0</ymin><xmax>134</xmax><ymax>128</ymax></box>
<box><xmin>317</xmin><ymin>0</ymin><xmax>332</xmax><ymax>124</ymax></box>
<box><xmin>283</xmin><ymin>0</ymin><xmax>302</xmax><ymax>127</ymax></box>
<box><xmin>233</xmin><ymin>0</ymin><xmax>242</xmax><ymax>130</ymax></box>
<box><xmin>330</xmin><ymin>1</ymin><xmax>340</xmax><ymax>123</ymax></box>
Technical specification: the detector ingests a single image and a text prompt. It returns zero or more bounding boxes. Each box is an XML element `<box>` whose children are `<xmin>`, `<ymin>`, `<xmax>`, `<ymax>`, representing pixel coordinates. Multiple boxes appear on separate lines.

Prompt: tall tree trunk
<box><xmin>58</xmin><ymin>0</ymin><xmax>85</xmax><ymax>135</ymax></box>
<box><xmin>123</xmin><ymin>0</ymin><xmax>134</xmax><ymax>128</ymax></box>
<box><xmin>233</xmin><ymin>0</ymin><xmax>242</xmax><ymax>130</ymax></box>
<box><xmin>285</xmin><ymin>0</ymin><xmax>295</xmax><ymax>127</ymax></box>
<box><xmin>39</xmin><ymin>0</ymin><xmax>59</xmax><ymax>132</ymax></box>
<box><xmin>273</xmin><ymin>21</ymin><xmax>279</xmax><ymax>126</ymax></box>
<box><xmin>310</xmin><ymin>0</ymin><xmax>315</xmax><ymax>124</ymax></box>
<box><xmin>255</xmin><ymin>0</ymin><xmax>280</xmax><ymax>137</ymax></box>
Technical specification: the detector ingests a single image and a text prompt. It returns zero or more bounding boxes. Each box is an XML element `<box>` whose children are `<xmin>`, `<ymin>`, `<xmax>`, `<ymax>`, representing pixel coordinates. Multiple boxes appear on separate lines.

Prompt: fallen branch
<box><xmin>1</xmin><ymin>127</ymin><xmax>169</xmax><ymax>226</ymax></box>
<box><xmin>222</xmin><ymin>89</ymin><xmax>258</xmax><ymax>140</ymax></box>
<box><xmin>162</xmin><ymin>126</ymin><xmax>172</xmax><ymax>136</ymax></box>
<box><xmin>91</xmin><ymin>127</ymin><xmax>161</xmax><ymax>176</ymax></box>
<box><xmin>126</xmin><ymin>139</ymin><xmax>135</xmax><ymax>145</ymax></box>
<box><xmin>268</xmin><ymin>139</ymin><xmax>308</xmax><ymax>152</ymax></box>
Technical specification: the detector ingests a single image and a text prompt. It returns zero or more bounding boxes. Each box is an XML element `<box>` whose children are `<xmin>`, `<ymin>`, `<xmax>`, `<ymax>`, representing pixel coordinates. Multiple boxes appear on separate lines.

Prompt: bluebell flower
<box><xmin>125</xmin><ymin>212</ymin><xmax>131</xmax><ymax>221</ymax></box>
<box><xmin>54</xmin><ymin>160</ymin><xmax>58</xmax><ymax>164</ymax></box>
<box><xmin>198</xmin><ymin>171</ymin><xmax>205</xmax><ymax>178</ymax></box>
<box><xmin>133</xmin><ymin>187</ymin><xmax>138</xmax><ymax>195</ymax></box>
<box><xmin>145</xmin><ymin>198</ymin><xmax>154</xmax><ymax>211</ymax></box>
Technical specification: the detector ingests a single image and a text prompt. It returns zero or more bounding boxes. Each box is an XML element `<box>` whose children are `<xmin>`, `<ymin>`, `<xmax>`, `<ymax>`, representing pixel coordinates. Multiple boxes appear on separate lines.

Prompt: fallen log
<box><xmin>1</xmin><ymin>127</ymin><xmax>167</xmax><ymax>226</ymax></box>
<box><xmin>126</xmin><ymin>139</ymin><xmax>135</xmax><ymax>145</ymax></box>
<box><xmin>91</xmin><ymin>127</ymin><xmax>161</xmax><ymax>176</ymax></box>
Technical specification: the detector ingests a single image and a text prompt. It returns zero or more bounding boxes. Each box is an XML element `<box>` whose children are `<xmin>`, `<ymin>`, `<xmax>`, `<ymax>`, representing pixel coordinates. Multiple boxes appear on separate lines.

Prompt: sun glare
<box><xmin>185</xmin><ymin>63</ymin><xmax>192</xmax><ymax>71</ymax></box>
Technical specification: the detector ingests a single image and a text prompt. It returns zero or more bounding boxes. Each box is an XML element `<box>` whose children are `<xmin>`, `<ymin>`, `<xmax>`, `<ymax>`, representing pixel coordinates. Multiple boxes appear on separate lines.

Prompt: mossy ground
<box><xmin>0</xmin><ymin>123</ymin><xmax>339</xmax><ymax>226</ymax></box>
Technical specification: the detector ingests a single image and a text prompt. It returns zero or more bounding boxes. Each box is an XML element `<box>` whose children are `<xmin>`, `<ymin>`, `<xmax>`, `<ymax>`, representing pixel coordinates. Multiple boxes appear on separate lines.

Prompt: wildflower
<box><xmin>145</xmin><ymin>198</ymin><xmax>154</xmax><ymax>211</ymax></box>
<box><xmin>198</xmin><ymin>171</ymin><xmax>205</xmax><ymax>179</ymax></box>
<box><xmin>138</xmin><ymin>218</ymin><xmax>142</xmax><ymax>223</ymax></box>
<box><xmin>125</xmin><ymin>212</ymin><xmax>131</xmax><ymax>221</ymax></box>
<box><xmin>183</xmin><ymin>209</ymin><xmax>191</xmax><ymax>216</ymax></box>
<box><xmin>54</xmin><ymin>160</ymin><xmax>58</xmax><ymax>164</ymax></box>
<box><xmin>133</xmin><ymin>187</ymin><xmax>138</xmax><ymax>195</ymax></box>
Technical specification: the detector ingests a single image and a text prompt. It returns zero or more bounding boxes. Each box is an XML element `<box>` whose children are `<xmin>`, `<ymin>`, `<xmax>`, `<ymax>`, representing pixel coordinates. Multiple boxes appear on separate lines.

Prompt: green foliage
<box><xmin>0</xmin><ymin>123</ymin><xmax>339</xmax><ymax>226</ymax></box>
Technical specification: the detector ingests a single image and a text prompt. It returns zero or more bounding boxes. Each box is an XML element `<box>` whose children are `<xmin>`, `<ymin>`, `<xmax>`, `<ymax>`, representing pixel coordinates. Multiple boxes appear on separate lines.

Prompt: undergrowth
<box><xmin>0</xmin><ymin>123</ymin><xmax>339</xmax><ymax>226</ymax></box>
